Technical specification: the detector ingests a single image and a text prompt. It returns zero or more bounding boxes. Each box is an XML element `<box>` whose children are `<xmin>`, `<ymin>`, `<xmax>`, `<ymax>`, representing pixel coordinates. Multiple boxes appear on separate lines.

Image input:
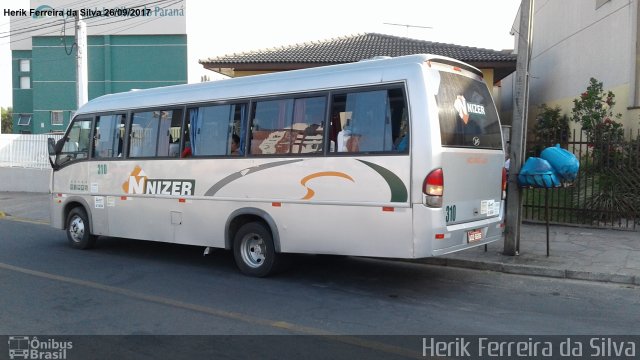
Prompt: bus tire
<box><xmin>233</xmin><ymin>221</ymin><xmax>280</xmax><ymax>277</ymax></box>
<box><xmin>66</xmin><ymin>207</ymin><xmax>96</xmax><ymax>250</ymax></box>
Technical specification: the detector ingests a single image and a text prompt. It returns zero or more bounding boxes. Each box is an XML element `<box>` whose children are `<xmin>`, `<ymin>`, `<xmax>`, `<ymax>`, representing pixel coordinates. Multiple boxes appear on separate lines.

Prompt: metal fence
<box><xmin>0</xmin><ymin>134</ymin><xmax>62</xmax><ymax>169</ymax></box>
<box><xmin>523</xmin><ymin>129</ymin><xmax>640</xmax><ymax>230</ymax></box>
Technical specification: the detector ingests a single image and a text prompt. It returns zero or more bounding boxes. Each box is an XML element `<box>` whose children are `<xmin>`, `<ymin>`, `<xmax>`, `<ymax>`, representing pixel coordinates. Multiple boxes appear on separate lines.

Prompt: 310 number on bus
<box><xmin>445</xmin><ymin>205</ymin><xmax>456</xmax><ymax>223</ymax></box>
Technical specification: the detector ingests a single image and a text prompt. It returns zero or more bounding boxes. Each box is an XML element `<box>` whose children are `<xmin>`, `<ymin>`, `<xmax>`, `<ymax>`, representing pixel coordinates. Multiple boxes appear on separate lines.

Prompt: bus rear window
<box><xmin>435</xmin><ymin>71</ymin><xmax>502</xmax><ymax>149</ymax></box>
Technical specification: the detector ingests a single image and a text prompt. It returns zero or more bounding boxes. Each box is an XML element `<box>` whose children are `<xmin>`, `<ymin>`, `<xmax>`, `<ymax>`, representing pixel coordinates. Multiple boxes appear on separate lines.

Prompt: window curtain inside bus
<box><xmin>202</xmin><ymin>106</ymin><xmax>231</xmax><ymax>155</ymax></box>
<box><xmin>95</xmin><ymin>115</ymin><xmax>115</xmax><ymax>158</ymax></box>
<box><xmin>346</xmin><ymin>91</ymin><xmax>392</xmax><ymax>152</ymax></box>
<box><xmin>189</xmin><ymin>108</ymin><xmax>201</xmax><ymax>154</ymax></box>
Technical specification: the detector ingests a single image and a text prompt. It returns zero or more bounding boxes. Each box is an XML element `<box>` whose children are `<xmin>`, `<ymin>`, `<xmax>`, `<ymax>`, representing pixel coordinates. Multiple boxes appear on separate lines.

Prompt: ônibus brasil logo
<box><xmin>122</xmin><ymin>166</ymin><xmax>196</xmax><ymax>196</ymax></box>
<box><xmin>8</xmin><ymin>336</ymin><xmax>72</xmax><ymax>360</ymax></box>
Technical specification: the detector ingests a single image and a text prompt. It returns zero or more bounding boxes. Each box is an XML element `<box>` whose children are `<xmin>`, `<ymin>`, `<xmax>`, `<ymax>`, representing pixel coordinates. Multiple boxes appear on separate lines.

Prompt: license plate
<box><xmin>467</xmin><ymin>229</ymin><xmax>482</xmax><ymax>243</ymax></box>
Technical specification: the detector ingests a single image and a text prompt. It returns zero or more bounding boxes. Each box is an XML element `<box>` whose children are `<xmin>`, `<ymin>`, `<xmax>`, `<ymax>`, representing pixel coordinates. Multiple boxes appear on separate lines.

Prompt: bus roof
<box><xmin>75</xmin><ymin>54</ymin><xmax>478</xmax><ymax>116</ymax></box>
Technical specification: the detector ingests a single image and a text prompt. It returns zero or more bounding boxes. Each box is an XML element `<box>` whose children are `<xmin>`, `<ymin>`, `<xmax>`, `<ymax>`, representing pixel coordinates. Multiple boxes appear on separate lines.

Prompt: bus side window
<box><xmin>129</xmin><ymin>111</ymin><xmax>160</xmax><ymax>158</ymax></box>
<box><xmin>93</xmin><ymin>114</ymin><xmax>126</xmax><ymax>158</ymax></box>
<box><xmin>187</xmin><ymin>104</ymin><xmax>245</xmax><ymax>157</ymax></box>
<box><xmin>292</xmin><ymin>97</ymin><xmax>325</xmax><ymax>154</ymax></box>
<box><xmin>330</xmin><ymin>88</ymin><xmax>407</xmax><ymax>154</ymax></box>
<box><xmin>250</xmin><ymin>97</ymin><xmax>325</xmax><ymax>156</ymax></box>
<box><xmin>59</xmin><ymin>118</ymin><xmax>92</xmax><ymax>163</ymax></box>
<box><xmin>157</xmin><ymin>109</ymin><xmax>183</xmax><ymax>158</ymax></box>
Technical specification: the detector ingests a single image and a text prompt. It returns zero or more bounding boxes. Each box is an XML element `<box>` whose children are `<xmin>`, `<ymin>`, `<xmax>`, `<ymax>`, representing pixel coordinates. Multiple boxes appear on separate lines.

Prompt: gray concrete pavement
<box><xmin>1</xmin><ymin>191</ymin><xmax>639</xmax><ymax>286</ymax></box>
<box><xmin>0</xmin><ymin>191</ymin><xmax>50</xmax><ymax>223</ymax></box>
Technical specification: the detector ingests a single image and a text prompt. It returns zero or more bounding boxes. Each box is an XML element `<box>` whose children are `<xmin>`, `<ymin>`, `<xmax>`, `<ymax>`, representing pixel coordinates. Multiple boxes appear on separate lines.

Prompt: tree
<box><xmin>1</xmin><ymin>107</ymin><xmax>12</xmax><ymax>134</ymax></box>
<box><xmin>571</xmin><ymin>78</ymin><xmax>624</xmax><ymax>169</ymax></box>
<box><xmin>533</xmin><ymin>104</ymin><xmax>570</xmax><ymax>146</ymax></box>
<box><xmin>571</xmin><ymin>78</ymin><xmax>623</xmax><ymax>146</ymax></box>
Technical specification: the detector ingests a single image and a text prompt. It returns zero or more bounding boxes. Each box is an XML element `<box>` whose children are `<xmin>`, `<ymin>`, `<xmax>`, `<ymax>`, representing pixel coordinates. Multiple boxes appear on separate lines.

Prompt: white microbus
<box><xmin>48</xmin><ymin>54</ymin><xmax>506</xmax><ymax>277</ymax></box>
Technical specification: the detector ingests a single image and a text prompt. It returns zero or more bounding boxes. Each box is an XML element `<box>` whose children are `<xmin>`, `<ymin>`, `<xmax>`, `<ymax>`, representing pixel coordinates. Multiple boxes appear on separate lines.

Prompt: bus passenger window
<box><xmin>186</xmin><ymin>103</ymin><xmax>246</xmax><ymax>157</ymax></box>
<box><xmin>292</xmin><ymin>97</ymin><xmax>325</xmax><ymax>154</ymax></box>
<box><xmin>329</xmin><ymin>88</ymin><xmax>407</xmax><ymax>154</ymax></box>
<box><xmin>128</xmin><ymin>109</ymin><xmax>182</xmax><ymax>158</ymax></box>
<box><xmin>93</xmin><ymin>114</ymin><xmax>126</xmax><ymax>158</ymax></box>
<box><xmin>250</xmin><ymin>96</ymin><xmax>325</xmax><ymax>155</ymax></box>
<box><xmin>129</xmin><ymin>112</ymin><xmax>158</xmax><ymax>157</ymax></box>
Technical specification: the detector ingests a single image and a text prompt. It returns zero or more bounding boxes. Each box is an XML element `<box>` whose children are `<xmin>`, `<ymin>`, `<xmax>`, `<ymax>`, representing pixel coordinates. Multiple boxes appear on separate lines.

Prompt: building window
<box><xmin>51</xmin><ymin>111</ymin><xmax>64</xmax><ymax>126</ymax></box>
<box><xmin>19</xmin><ymin>59</ymin><xmax>30</xmax><ymax>72</ymax></box>
<box><xmin>17</xmin><ymin>114</ymin><xmax>31</xmax><ymax>126</ymax></box>
<box><xmin>20</xmin><ymin>76</ymin><xmax>30</xmax><ymax>89</ymax></box>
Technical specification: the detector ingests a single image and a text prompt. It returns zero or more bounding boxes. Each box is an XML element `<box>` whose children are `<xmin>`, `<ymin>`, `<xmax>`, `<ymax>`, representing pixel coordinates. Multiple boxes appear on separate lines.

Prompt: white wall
<box><xmin>0</xmin><ymin>167</ymin><xmax>50</xmax><ymax>192</ymax></box>
<box><xmin>529</xmin><ymin>0</ymin><xmax>632</xmax><ymax>104</ymax></box>
<box><xmin>501</xmin><ymin>0</ymin><xmax>639</xmax><ymax>131</ymax></box>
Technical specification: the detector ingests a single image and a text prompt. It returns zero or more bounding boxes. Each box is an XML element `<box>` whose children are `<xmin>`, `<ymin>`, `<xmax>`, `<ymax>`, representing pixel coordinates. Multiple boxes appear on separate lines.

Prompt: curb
<box><xmin>414</xmin><ymin>258</ymin><xmax>638</xmax><ymax>286</ymax></box>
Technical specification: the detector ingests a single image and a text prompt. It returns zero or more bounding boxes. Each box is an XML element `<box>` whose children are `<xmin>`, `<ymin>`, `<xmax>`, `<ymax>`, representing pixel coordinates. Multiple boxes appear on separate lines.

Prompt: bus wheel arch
<box><xmin>62</xmin><ymin>198</ymin><xmax>93</xmax><ymax>229</ymax></box>
<box><xmin>226</xmin><ymin>208</ymin><xmax>284</xmax><ymax>277</ymax></box>
<box><xmin>225</xmin><ymin>208</ymin><xmax>281</xmax><ymax>252</ymax></box>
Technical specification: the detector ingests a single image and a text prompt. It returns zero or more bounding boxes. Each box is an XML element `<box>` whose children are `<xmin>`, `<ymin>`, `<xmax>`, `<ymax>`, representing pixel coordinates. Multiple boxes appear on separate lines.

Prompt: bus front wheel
<box><xmin>66</xmin><ymin>207</ymin><xmax>96</xmax><ymax>249</ymax></box>
<box><xmin>233</xmin><ymin>221</ymin><xmax>280</xmax><ymax>277</ymax></box>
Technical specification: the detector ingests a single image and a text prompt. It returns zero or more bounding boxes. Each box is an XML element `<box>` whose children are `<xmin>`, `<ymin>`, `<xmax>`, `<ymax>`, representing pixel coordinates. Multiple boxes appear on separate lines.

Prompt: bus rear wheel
<box><xmin>66</xmin><ymin>207</ymin><xmax>96</xmax><ymax>249</ymax></box>
<box><xmin>233</xmin><ymin>221</ymin><xmax>280</xmax><ymax>277</ymax></box>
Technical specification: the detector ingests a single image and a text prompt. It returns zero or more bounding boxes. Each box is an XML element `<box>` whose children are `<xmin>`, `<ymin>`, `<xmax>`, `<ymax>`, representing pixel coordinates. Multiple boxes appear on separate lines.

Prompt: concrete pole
<box><xmin>504</xmin><ymin>0</ymin><xmax>534</xmax><ymax>256</ymax></box>
<box><xmin>75</xmin><ymin>15</ymin><xmax>88</xmax><ymax>108</ymax></box>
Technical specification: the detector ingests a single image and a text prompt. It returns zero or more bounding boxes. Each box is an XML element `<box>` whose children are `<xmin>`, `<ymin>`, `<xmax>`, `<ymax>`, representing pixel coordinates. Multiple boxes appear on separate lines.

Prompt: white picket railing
<box><xmin>0</xmin><ymin>134</ymin><xmax>63</xmax><ymax>169</ymax></box>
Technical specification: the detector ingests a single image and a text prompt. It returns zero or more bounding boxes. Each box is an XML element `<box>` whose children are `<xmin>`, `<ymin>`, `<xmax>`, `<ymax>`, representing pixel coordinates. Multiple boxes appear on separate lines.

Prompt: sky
<box><xmin>0</xmin><ymin>0</ymin><xmax>521</xmax><ymax>109</ymax></box>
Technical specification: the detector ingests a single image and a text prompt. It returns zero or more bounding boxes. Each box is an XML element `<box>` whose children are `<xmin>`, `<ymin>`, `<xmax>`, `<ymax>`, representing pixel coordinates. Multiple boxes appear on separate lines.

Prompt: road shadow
<box><xmin>89</xmin><ymin>236</ymin><xmax>458</xmax><ymax>299</ymax></box>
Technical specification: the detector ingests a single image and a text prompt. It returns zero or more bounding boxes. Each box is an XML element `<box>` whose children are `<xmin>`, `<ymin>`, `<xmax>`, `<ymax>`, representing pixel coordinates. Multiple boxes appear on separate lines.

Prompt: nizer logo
<box><xmin>122</xmin><ymin>166</ymin><xmax>195</xmax><ymax>196</ymax></box>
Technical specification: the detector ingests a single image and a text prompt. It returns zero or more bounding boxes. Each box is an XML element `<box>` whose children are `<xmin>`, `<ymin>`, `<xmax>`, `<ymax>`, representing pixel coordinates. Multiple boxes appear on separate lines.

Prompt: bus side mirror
<box><xmin>47</xmin><ymin>137</ymin><xmax>62</xmax><ymax>169</ymax></box>
<box><xmin>47</xmin><ymin>138</ymin><xmax>57</xmax><ymax>156</ymax></box>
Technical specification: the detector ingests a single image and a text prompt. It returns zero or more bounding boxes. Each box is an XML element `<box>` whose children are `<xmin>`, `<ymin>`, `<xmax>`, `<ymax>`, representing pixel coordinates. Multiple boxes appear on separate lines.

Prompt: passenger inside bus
<box><xmin>393</xmin><ymin>113</ymin><xmax>409</xmax><ymax>152</ymax></box>
<box><xmin>181</xmin><ymin>142</ymin><xmax>191</xmax><ymax>158</ymax></box>
<box><xmin>230</xmin><ymin>134</ymin><xmax>241</xmax><ymax>155</ymax></box>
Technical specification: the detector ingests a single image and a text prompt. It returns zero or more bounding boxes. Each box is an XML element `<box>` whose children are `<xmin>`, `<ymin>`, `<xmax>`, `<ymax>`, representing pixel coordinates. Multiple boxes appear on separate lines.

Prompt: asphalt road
<box><xmin>1</xmin><ymin>219</ymin><xmax>639</xmax><ymax>358</ymax></box>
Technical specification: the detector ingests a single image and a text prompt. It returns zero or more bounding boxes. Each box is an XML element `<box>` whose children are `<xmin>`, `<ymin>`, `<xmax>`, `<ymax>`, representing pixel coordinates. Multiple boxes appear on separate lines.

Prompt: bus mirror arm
<box><xmin>55</xmin><ymin>139</ymin><xmax>64</xmax><ymax>153</ymax></box>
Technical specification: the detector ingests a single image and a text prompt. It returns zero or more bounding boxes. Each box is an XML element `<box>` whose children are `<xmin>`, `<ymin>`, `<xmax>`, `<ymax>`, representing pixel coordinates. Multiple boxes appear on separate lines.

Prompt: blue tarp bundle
<box><xmin>518</xmin><ymin>145</ymin><xmax>579</xmax><ymax>188</ymax></box>
<box><xmin>540</xmin><ymin>144</ymin><xmax>580</xmax><ymax>182</ymax></box>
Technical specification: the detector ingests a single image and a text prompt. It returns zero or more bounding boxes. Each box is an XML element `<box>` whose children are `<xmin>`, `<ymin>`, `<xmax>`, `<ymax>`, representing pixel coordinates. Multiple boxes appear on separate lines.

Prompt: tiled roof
<box><xmin>200</xmin><ymin>33</ymin><xmax>516</xmax><ymax>66</ymax></box>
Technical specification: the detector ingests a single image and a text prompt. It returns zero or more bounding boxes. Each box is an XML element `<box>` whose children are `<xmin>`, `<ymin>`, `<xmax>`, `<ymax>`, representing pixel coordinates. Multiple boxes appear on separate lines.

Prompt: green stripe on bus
<box><xmin>357</xmin><ymin>160</ymin><xmax>408</xmax><ymax>203</ymax></box>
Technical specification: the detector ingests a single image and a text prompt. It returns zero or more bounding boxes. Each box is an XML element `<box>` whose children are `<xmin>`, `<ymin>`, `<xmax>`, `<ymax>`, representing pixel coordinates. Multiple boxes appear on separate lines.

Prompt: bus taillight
<box><xmin>423</xmin><ymin>168</ymin><xmax>443</xmax><ymax>207</ymax></box>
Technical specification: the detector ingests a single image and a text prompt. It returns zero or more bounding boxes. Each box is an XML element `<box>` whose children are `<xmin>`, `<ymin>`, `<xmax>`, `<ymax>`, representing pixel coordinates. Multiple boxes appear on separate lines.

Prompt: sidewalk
<box><xmin>417</xmin><ymin>224</ymin><xmax>640</xmax><ymax>286</ymax></box>
<box><xmin>1</xmin><ymin>191</ymin><xmax>639</xmax><ymax>286</ymax></box>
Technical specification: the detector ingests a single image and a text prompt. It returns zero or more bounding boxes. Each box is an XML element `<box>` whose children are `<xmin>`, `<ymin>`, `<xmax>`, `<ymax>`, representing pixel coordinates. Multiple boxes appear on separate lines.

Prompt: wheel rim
<box><xmin>69</xmin><ymin>215</ymin><xmax>85</xmax><ymax>243</ymax></box>
<box><xmin>240</xmin><ymin>232</ymin><xmax>266</xmax><ymax>268</ymax></box>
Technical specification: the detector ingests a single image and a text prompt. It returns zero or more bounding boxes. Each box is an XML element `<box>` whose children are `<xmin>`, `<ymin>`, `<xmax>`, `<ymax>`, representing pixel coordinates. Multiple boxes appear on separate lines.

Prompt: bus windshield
<box><xmin>436</xmin><ymin>71</ymin><xmax>502</xmax><ymax>149</ymax></box>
